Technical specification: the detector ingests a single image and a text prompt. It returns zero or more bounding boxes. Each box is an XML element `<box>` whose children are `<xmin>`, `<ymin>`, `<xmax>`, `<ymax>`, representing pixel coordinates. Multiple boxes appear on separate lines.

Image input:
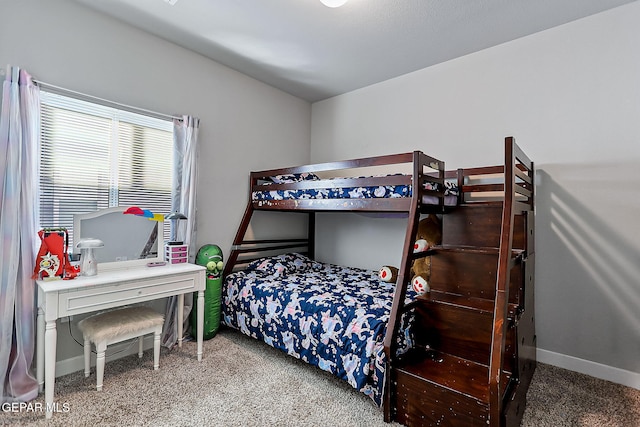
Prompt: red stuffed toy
<box><xmin>33</xmin><ymin>229</ymin><xmax>78</xmax><ymax>280</ymax></box>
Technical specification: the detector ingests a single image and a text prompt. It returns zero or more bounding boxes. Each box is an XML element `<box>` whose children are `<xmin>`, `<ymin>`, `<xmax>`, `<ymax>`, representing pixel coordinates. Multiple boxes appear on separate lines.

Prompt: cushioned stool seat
<box><xmin>77</xmin><ymin>306</ymin><xmax>164</xmax><ymax>391</ymax></box>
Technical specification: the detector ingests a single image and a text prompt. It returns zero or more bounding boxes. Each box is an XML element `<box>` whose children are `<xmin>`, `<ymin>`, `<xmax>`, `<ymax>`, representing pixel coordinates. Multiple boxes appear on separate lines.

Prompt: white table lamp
<box><xmin>166</xmin><ymin>211</ymin><xmax>187</xmax><ymax>245</ymax></box>
<box><xmin>77</xmin><ymin>238</ymin><xmax>104</xmax><ymax>276</ymax></box>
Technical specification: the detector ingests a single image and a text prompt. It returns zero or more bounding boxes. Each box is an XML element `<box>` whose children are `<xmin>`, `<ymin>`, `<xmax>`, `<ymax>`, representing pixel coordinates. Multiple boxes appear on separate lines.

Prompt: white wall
<box><xmin>311</xmin><ymin>2</ymin><xmax>640</xmax><ymax>384</ymax></box>
<box><xmin>1</xmin><ymin>0</ymin><xmax>311</xmax><ymax>368</ymax></box>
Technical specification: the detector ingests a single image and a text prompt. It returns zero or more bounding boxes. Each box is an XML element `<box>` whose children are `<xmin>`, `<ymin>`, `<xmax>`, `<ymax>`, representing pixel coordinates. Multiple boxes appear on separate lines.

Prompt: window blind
<box><xmin>39</xmin><ymin>91</ymin><xmax>174</xmax><ymax>246</ymax></box>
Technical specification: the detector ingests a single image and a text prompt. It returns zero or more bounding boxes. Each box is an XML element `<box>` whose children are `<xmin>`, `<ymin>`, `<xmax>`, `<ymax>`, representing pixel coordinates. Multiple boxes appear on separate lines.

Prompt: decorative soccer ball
<box><xmin>412</xmin><ymin>276</ymin><xmax>430</xmax><ymax>295</ymax></box>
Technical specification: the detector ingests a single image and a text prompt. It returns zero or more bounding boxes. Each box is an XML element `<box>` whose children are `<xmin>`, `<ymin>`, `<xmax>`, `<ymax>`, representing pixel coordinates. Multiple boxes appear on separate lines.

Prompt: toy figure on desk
<box><xmin>33</xmin><ymin>228</ymin><xmax>79</xmax><ymax>280</ymax></box>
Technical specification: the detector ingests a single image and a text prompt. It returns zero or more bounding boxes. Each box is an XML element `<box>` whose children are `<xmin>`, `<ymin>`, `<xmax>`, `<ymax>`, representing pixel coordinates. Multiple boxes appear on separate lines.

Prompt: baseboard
<box><xmin>55</xmin><ymin>336</ymin><xmax>155</xmax><ymax>378</ymax></box>
<box><xmin>537</xmin><ymin>348</ymin><xmax>640</xmax><ymax>390</ymax></box>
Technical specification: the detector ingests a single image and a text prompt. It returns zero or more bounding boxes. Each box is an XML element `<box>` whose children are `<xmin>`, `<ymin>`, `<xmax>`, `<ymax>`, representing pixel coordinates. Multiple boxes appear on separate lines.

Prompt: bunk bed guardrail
<box><xmin>248</xmin><ymin>151</ymin><xmax>446</xmax><ymax>212</ymax></box>
<box><xmin>224</xmin><ymin>150</ymin><xmax>448</xmax><ymax>276</ymax></box>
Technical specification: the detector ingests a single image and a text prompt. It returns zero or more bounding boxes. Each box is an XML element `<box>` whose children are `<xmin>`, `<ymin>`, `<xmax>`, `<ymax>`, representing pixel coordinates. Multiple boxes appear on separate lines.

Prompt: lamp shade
<box><xmin>76</xmin><ymin>237</ymin><xmax>104</xmax><ymax>249</ymax></box>
<box><xmin>166</xmin><ymin>211</ymin><xmax>187</xmax><ymax>221</ymax></box>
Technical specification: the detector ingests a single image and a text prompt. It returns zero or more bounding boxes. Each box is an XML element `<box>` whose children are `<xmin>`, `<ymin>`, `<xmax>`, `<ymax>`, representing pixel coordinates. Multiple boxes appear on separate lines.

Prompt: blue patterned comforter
<box><xmin>222</xmin><ymin>253</ymin><xmax>415</xmax><ymax>406</ymax></box>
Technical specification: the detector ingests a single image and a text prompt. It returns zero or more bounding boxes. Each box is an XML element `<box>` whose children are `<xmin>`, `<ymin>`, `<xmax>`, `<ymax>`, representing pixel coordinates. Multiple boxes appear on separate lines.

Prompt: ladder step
<box><xmin>442</xmin><ymin>204</ymin><xmax>528</xmax><ymax>249</ymax></box>
<box><xmin>396</xmin><ymin>349</ymin><xmax>510</xmax><ymax>404</ymax></box>
<box><xmin>458</xmin><ymin>201</ymin><xmax>504</xmax><ymax>207</ymax></box>
<box><xmin>393</xmin><ymin>349</ymin><xmax>512</xmax><ymax>426</ymax></box>
<box><xmin>427</xmin><ymin>244</ymin><xmax>524</xmax><ymax>257</ymax></box>
<box><xmin>409</xmin><ymin>293</ymin><xmax>519</xmax><ymax>367</ymax></box>
<box><xmin>418</xmin><ymin>290</ymin><xmax>519</xmax><ymax>319</ymax></box>
<box><xmin>425</xmin><ymin>248</ymin><xmax>524</xmax><ymax>303</ymax></box>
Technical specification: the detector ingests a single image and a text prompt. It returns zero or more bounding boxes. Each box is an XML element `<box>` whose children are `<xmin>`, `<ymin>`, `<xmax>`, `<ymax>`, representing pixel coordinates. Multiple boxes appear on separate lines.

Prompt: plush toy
<box><xmin>191</xmin><ymin>244</ymin><xmax>224</xmax><ymax>340</ymax></box>
<box><xmin>379</xmin><ymin>214</ymin><xmax>442</xmax><ymax>294</ymax></box>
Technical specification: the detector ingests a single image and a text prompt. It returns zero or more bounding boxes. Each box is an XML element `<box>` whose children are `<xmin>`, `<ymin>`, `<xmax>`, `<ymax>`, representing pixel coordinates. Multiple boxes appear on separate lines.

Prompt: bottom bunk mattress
<box><xmin>222</xmin><ymin>253</ymin><xmax>414</xmax><ymax>407</ymax></box>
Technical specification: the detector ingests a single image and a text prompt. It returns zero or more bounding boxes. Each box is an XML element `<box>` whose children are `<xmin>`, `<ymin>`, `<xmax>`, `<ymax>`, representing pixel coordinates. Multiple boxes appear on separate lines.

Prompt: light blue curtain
<box><xmin>161</xmin><ymin>115</ymin><xmax>199</xmax><ymax>347</ymax></box>
<box><xmin>0</xmin><ymin>66</ymin><xmax>40</xmax><ymax>403</ymax></box>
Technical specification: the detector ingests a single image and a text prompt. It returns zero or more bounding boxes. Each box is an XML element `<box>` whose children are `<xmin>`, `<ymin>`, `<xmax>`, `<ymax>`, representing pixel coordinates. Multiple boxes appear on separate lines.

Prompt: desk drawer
<box><xmin>58</xmin><ymin>274</ymin><xmax>198</xmax><ymax>317</ymax></box>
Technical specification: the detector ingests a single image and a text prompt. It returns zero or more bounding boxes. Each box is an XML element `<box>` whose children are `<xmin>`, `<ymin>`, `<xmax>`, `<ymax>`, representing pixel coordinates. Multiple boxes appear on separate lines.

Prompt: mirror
<box><xmin>73</xmin><ymin>206</ymin><xmax>165</xmax><ymax>271</ymax></box>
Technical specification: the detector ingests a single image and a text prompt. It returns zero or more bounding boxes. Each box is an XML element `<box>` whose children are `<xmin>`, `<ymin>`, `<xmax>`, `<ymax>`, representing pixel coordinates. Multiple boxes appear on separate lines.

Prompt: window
<box><xmin>39</xmin><ymin>92</ymin><xmax>174</xmax><ymax>246</ymax></box>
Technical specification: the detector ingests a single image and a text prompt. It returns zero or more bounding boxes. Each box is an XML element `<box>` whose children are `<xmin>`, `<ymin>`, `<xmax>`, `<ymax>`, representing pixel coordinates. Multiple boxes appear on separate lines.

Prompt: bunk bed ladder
<box><xmin>388</xmin><ymin>137</ymin><xmax>535</xmax><ymax>427</ymax></box>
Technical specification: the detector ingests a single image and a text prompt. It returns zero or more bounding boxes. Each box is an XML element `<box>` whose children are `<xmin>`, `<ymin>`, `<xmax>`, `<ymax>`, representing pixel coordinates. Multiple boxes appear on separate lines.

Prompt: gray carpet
<box><xmin>3</xmin><ymin>328</ymin><xmax>639</xmax><ymax>426</ymax></box>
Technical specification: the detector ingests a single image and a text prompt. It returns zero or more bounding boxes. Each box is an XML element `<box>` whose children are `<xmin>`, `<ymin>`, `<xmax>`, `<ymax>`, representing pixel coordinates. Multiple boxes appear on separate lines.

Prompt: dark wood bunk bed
<box><xmin>222</xmin><ymin>137</ymin><xmax>536</xmax><ymax>427</ymax></box>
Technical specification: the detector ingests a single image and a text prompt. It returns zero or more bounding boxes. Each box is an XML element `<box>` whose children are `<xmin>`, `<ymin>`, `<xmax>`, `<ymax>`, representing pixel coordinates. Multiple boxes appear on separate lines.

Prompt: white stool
<box><xmin>77</xmin><ymin>306</ymin><xmax>164</xmax><ymax>391</ymax></box>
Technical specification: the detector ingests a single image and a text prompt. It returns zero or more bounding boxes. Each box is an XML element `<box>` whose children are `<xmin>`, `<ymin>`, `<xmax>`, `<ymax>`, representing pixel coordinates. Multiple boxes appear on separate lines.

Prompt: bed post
<box><xmin>383</xmin><ymin>151</ymin><xmax>423</xmax><ymax>422</ymax></box>
<box><xmin>307</xmin><ymin>212</ymin><xmax>315</xmax><ymax>260</ymax></box>
<box><xmin>223</xmin><ymin>201</ymin><xmax>254</xmax><ymax>278</ymax></box>
<box><xmin>487</xmin><ymin>137</ymin><xmax>515</xmax><ymax>425</ymax></box>
<box><xmin>488</xmin><ymin>136</ymin><xmax>535</xmax><ymax>425</ymax></box>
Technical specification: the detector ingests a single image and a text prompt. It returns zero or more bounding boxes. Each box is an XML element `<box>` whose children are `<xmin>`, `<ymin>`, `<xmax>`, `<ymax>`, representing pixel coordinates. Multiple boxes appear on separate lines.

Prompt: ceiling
<box><xmin>73</xmin><ymin>0</ymin><xmax>636</xmax><ymax>102</ymax></box>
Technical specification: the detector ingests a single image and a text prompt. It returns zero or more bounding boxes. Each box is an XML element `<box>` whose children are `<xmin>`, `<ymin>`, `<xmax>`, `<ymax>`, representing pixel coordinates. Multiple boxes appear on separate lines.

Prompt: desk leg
<box><xmin>197</xmin><ymin>290</ymin><xmax>204</xmax><ymax>362</ymax></box>
<box><xmin>177</xmin><ymin>294</ymin><xmax>184</xmax><ymax>348</ymax></box>
<box><xmin>37</xmin><ymin>308</ymin><xmax>44</xmax><ymax>393</ymax></box>
<box><xmin>44</xmin><ymin>320</ymin><xmax>57</xmax><ymax>419</ymax></box>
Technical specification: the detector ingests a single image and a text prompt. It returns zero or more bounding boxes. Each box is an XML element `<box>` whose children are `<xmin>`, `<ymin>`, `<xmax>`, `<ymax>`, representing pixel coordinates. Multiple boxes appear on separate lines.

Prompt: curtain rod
<box><xmin>33</xmin><ymin>79</ymin><xmax>183</xmax><ymax>122</ymax></box>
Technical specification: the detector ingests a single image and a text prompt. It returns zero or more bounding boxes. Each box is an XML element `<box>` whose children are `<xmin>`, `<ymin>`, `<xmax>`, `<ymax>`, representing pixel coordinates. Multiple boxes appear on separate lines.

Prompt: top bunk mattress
<box><xmin>252</xmin><ymin>173</ymin><xmax>458</xmax><ymax>206</ymax></box>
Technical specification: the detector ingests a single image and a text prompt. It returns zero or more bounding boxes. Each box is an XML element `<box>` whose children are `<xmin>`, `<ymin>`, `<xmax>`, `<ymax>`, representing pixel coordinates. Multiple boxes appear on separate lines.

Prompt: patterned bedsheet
<box><xmin>251</xmin><ymin>173</ymin><xmax>458</xmax><ymax>205</ymax></box>
<box><xmin>222</xmin><ymin>253</ymin><xmax>415</xmax><ymax>406</ymax></box>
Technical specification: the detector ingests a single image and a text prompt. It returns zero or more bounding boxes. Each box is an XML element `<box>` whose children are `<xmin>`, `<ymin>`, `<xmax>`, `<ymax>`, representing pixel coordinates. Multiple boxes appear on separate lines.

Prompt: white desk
<box><xmin>36</xmin><ymin>263</ymin><xmax>206</xmax><ymax>419</ymax></box>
